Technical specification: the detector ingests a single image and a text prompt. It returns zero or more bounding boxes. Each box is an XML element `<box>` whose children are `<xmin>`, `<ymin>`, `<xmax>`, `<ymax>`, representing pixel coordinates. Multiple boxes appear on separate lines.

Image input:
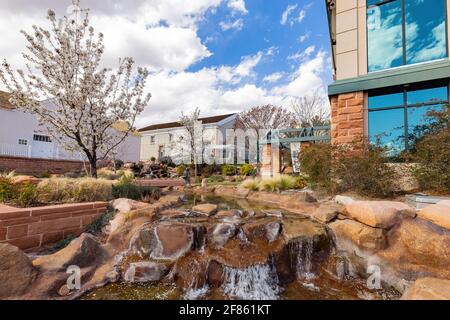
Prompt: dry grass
<box><xmin>37</xmin><ymin>177</ymin><xmax>114</xmax><ymax>203</ymax></box>
<box><xmin>240</xmin><ymin>175</ymin><xmax>307</xmax><ymax>192</ymax></box>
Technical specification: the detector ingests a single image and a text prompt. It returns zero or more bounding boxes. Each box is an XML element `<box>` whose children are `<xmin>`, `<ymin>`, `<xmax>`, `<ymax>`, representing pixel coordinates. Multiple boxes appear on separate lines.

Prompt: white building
<box><xmin>0</xmin><ymin>91</ymin><xmax>141</xmax><ymax>162</ymax></box>
<box><xmin>139</xmin><ymin>113</ymin><xmax>238</xmax><ymax>163</ymax></box>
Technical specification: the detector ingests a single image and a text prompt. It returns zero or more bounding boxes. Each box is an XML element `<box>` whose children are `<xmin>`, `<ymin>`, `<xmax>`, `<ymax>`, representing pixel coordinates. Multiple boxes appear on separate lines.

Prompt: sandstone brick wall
<box><xmin>330</xmin><ymin>92</ymin><xmax>365</xmax><ymax>146</ymax></box>
<box><xmin>0</xmin><ymin>156</ymin><xmax>84</xmax><ymax>175</ymax></box>
<box><xmin>0</xmin><ymin>202</ymin><xmax>107</xmax><ymax>251</ymax></box>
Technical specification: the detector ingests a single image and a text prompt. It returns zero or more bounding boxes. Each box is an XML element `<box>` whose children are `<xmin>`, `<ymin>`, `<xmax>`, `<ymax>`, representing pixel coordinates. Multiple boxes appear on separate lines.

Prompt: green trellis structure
<box><xmin>257</xmin><ymin>126</ymin><xmax>331</xmax><ymax>170</ymax></box>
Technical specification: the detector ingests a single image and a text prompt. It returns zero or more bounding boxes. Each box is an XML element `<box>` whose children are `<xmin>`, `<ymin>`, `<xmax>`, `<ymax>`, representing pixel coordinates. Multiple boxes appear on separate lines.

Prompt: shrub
<box><xmin>84</xmin><ymin>209</ymin><xmax>116</xmax><ymax>235</ymax></box>
<box><xmin>112</xmin><ymin>180</ymin><xmax>161</xmax><ymax>201</ymax></box>
<box><xmin>17</xmin><ymin>183</ymin><xmax>38</xmax><ymax>207</ymax></box>
<box><xmin>53</xmin><ymin>234</ymin><xmax>76</xmax><ymax>251</ymax></box>
<box><xmin>206</xmin><ymin>175</ymin><xmax>225</xmax><ymax>183</ymax></box>
<box><xmin>201</xmin><ymin>164</ymin><xmax>220</xmax><ymax>177</ymax></box>
<box><xmin>97</xmin><ymin>167</ymin><xmax>119</xmax><ymax>180</ymax></box>
<box><xmin>258</xmin><ymin>177</ymin><xmax>280</xmax><ymax>192</ymax></box>
<box><xmin>334</xmin><ymin>147</ymin><xmax>397</xmax><ymax>198</ymax></box>
<box><xmin>240</xmin><ymin>178</ymin><xmax>260</xmax><ymax>191</ymax></box>
<box><xmin>0</xmin><ymin>173</ymin><xmax>16</xmax><ymax>203</ymax></box>
<box><xmin>160</xmin><ymin>156</ymin><xmax>175</xmax><ymax>168</ymax></box>
<box><xmin>176</xmin><ymin>165</ymin><xmax>186</xmax><ymax>177</ymax></box>
<box><xmin>412</xmin><ymin>129</ymin><xmax>450</xmax><ymax>193</ymax></box>
<box><xmin>114</xmin><ymin>159</ymin><xmax>124</xmax><ymax>170</ymax></box>
<box><xmin>221</xmin><ymin>164</ymin><xmax>236</xmax><ymax>176</ymax></box>
<box><xmin>37</xmin><ymin>178</ymin><xmax>113</xmax><ymax>203</ymax></box>
<box><xmin>240</xmin><ymin>164</ymin><xmax>256</xmax><ymax>176</ymax></box>
<box><xmin>150</xmin><ymin>157</ymin><xmax>156</xmax><ymax>162</ymax></box>
<box><xmin>299</xmin><ymin>144</ymin><xmax>332</xmax><ymax>189</ymax></box>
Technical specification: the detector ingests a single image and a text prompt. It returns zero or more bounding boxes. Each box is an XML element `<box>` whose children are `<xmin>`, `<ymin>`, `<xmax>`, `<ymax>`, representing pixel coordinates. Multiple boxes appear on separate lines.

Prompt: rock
<box><xmin>213</xmin><ymin>185</ymin><xmax>236</xmax><ymax>198</ymax></box>
<box><xmin>58</xmin><ymin>284</ymin><xmax>71</xmax><ymax>296</ymax></box>
<box><xmin>201</xmin><ymin>179</ymin><xmax>208</xmax><ymax>188</ymax></box>
<box><xmin>207</xmin><ymin>260</ymin><xmax>224</xmax><ymax>288</ymax></box>
<box><xmin>418</xmin><ymin>202</ymin><xmax>450</xmax><ymax>230</ymax></box>
<box><xmin>235</xmin><ymin>187</ymin><xmax>250</xmax><ymax>198</ymax></box>
<box><xmin>150</xmin><ymin>223</ymin><xmax>194</xmax><ymax>260</ymax></box>
<box><xmin>33</xmin><ymin>233</ymin><xmax>105</xmax><ymax>270</ymax></box>
<box><xmin>123</xmin><ymin>262</ymin><xmax>168</xmax><ymax>283</ymax></box>
<box><xmin>242</xmin><ymin>218</ymin><xmax>281</xmax><ymax>243</ymax></box>
<box><xmin>335</xmin><ymin>195</ymin><xmax>354</xmax><ymax>206</ymax></box>
<box><xmin>312</xmin><ymin>203</ymin><xmax>340</xmax><ymax>223</ymax></box>
<box><xmin>0</xmin><ymin>243</ymin><xmax>37</xmax><ymax>298</ymax></box>
<box><xmin>192</xmin><ymin>203</ymin><xmax>218</xmax><ymax>216</ymax></box>
<box><xmin>401</xmin><ymin>277</ymin><xmax>450</xmax><ymax>300</ymax></box>
<box><xmin>215</xmin><ymin>210</ymin><xmax>243</xmax><ymax>219</ymax></box>
<box><xmin>159</xmin><ymin>209</ymin><xmax>188</xmax><ymax>219</ymax></box>
<box><xmin>111</xmin><ymin>198</ymin><xmax>148</xmax><ymax>212</ymax></box>
<box><xmin>265</xmin><ymin>221</ymin><xmax>282</xmax><ymax>242</ymax></box>
<box><xmin>344</xmin><ymin>201</ymin><xmax>416</xmax><ymax>229</ymax></box>
<box><xmin>106</xmin><ymin>270</ymin><xmax>120</xmax><ymax>283</ymax></box>
<box><xmin>106</xmin><ymin>212</ymin><xmax>126</xmax><ymax>234</ymax></box>
<box><xmin>282</xmin><ymin>219</ymin><xmax>328</xmax><ymax>242</ymax></box>
<box><xmin>209</xmin><ymin>223</ymin><xmax>237</xmax><ymax>248</ymax></box>
<box><xmin>296</xmin><ymin>190</ymin><xmax>318</xmax><ymax>203</ymax></box>
<box><xmin>378</xmin><ymin>219</ymin><xmax>450</xmax><ymax>277</ymax></box>
<box><xmin>264</xmin><ymin>210</ymin><xmax>283</xmax><ymax>218</ymax></box>
<box><xmin>12</xmin><ymin>175</ymin><xmax>41</xmax><ymax>185</ymax></box>
<box><xmin>329</xmin><ymin>219</ymin><xmax>386</xmax><ymax>251</ymax></box>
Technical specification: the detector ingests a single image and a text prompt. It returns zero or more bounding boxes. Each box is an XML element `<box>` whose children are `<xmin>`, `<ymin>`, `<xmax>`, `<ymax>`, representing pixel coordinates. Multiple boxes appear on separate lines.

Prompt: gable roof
<box><xmin>138</xmin><ymin>113</ymin><xmax>237</xmax><ymax>132</ymax></box>
<box><xmin>0</xmin><ymin>91</ymin><xmax>15</xmax><ymax>110</ymax></box>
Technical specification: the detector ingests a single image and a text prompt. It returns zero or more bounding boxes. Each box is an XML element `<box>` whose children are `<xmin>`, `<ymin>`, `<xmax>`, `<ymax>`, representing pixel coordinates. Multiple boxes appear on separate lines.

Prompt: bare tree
<box><xmin>179</xmin><ymin>107</ymin><xmax>202</xmax><ymax>177</ymax></box>
<box><xmin>0</xmin><ymin>1</ymin><xmax>151</xmax><ymax>177</ymax></box>
<box><xmin>234</xmin><ymin>105</ymin><xmax>295</xmax><ymax>163</ymax></box>
<box><xmin>291</xmin><ymin>89</ymin><xmax>330</xmax><ymax>127</ymax></box>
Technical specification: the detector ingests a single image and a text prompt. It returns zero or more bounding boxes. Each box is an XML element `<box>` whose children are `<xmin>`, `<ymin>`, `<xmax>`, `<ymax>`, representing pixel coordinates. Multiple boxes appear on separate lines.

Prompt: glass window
<box><xmin>367</xmin><ymin>0</ymin><xmax>447</xmax><ymax>72</ymax></box>
<box><xmin>18</xmin><ymin>139</ymin><xmax>28</xmax><ymax>145</ymax></box>
<box><xmin>33</xmin><ymin>134</ymin><xmax>51</xmax><ymax>143</ymax></box>
<box><xmin>368</xmin><ymin>84</ymin><xmax>448</xmax><ymax>153</ymax></box>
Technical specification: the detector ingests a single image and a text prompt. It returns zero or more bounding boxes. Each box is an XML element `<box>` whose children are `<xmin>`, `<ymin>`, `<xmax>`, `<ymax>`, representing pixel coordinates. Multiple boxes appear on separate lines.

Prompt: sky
<box><xmin>0</xmin><ymin>0</ymin><xmax>333</xmax><ymax>129</ymax></box>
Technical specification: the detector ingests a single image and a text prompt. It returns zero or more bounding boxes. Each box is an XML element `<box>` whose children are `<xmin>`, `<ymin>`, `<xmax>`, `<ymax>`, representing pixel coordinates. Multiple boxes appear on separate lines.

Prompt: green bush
<box><xmin>412</xmin><ymin>129</ymin><xmax>450</xmax><ymax>193</ymax></box>
<box><xmin>240</xmin><ymin>164</ymin><xmax>256</xmax><ymax>176</ymax></box>
<box><xmin>176</xmin><ymin>165</ymin><xmax>186</xmax><ymax>177</ymax></box>
<box><xmin>221</xmin><ymin>164</ymin><xmax>236</xmax><ymax>176</ymax></box>
<box><xmin>114</xmin><ymin>159</ymin><xmax>124</xmax><ymax>170</ymax></box>
<box><xmin>299</xmin><ymin>144</ymin><xmax>333</xmax><ymax>190</ymax></box>
<box><xmin>84</xmin><ymin>209</ymin><xmax>116</xmax><ymax>235</ymax></box>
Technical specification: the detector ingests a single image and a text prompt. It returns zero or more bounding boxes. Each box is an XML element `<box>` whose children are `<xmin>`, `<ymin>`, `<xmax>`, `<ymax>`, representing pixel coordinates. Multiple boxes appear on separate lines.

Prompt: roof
<box><xmin>0</xmin><ymin>91</ymin><xmax>15</xmax><ymax>110</ymax></box>
<box><xmin>138</xmin><ymin>113</ymin><xmax>237</xmax><ymax>132</ymax></box>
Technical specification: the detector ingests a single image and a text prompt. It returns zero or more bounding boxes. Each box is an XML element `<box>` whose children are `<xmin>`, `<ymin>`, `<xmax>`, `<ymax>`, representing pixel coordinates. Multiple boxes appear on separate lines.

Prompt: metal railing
<box><xmin>0</xmin><ymin>143</ymin><xmax>84</xmax><ymax>161</ymax></box>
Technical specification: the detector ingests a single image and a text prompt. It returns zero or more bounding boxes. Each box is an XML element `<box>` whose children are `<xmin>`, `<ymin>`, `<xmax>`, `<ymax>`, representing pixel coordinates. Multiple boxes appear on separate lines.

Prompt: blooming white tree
<box><xmin>0</xmin><ymin>1</ymin><xmax>151</xmax><ymax>177</ymax></box>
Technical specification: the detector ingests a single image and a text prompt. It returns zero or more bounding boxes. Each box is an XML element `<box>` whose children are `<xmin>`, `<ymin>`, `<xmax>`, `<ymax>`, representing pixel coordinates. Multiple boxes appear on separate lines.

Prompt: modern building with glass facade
<box><xmin>326</xmin><ymin>0</ymin><xmax>450</xmax><ymax>154</ymax></box>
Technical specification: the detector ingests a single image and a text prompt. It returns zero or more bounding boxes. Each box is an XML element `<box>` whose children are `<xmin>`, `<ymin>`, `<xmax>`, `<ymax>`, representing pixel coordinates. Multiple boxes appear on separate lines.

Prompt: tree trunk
<box><xmin>90</xmin><ymin>159</ymin><xmax>98</xmax><ymax>178</ymax></box>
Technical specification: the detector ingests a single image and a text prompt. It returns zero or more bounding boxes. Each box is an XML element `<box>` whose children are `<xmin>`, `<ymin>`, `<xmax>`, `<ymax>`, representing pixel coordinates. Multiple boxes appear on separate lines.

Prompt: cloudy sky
<box><xmin>0</xmin><ymin>0</ymin><xmax>332</xmax><ymax>129</ymax></box>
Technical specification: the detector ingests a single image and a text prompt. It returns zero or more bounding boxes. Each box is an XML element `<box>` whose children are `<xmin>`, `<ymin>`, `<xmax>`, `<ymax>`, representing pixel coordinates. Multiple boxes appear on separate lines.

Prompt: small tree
<box><xmin>291</xmin><ymin>89</ymin><xmax>330</xmax><ymax>127</ymax></box>
<box><xmin>0</xmin><ymin>1</ymin><xmax>151</xmax><ymax>177</ymax></box>
<box><xmin>234</xmin><ymin>105</ymin><xmax>295</xmax><ymax>163</ymax></box>
<box><xmin>179</xmin><ymin>107</ymin><xmax>202</xmax><ymax>177</ymax></box>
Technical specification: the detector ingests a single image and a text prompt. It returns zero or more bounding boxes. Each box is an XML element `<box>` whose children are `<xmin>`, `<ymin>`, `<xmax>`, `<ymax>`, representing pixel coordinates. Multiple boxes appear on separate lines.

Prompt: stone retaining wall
<box><xmin>0</xmin><ymin>202</ymin><xmax>108</xmax><ymax>251</ymax></box>
<box><xmin>0</xmin><ymin>156</ymin><xmax>84</xmax><ymax>175</ymax></box>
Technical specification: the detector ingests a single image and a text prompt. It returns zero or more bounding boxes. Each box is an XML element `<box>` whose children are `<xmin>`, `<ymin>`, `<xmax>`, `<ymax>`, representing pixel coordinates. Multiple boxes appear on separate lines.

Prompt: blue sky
<box><xmin>0</xmin><ymin>0</ymin><xmax>333</xmax><ymax>127</ymax></box>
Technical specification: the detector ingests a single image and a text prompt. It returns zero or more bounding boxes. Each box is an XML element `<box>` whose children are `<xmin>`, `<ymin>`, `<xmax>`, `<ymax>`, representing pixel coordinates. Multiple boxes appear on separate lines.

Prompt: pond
<box><xmin>82</xmin><ymin>194</ymin><xmax>400</xmax><ymax>300</ymax></box>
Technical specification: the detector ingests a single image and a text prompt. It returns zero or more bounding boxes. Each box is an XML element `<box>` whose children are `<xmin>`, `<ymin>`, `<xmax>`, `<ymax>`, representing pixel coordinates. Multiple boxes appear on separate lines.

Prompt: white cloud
<box><xmin>296</xmin><ymin>10</ymin><xmax>306</xmax><ymax>23</ymax></box>
<box><xmin>281</xmin><ymin>4</ymin><xmax>298</xmax><ymax>25</ymax></box>
<box><xmin>228</xmin><ymin>0</ymin><xmax>248</xmax><ymax>15</ymax></box>
<box><xmin>288</xmin><ymin>45</ymin><xmax>316</xmax><ymax>61</ymax></box>
<box><xmin>219</xmin><ymin>18</ymin><xmax>244</xmax><ymax>31</ymax></box>
<box><xmin>298</xmin><ymin>31</ymin><xmax>311</xmax><ymax>43</ymax></box>
<box><xmin>263</xmin><ymin>72</ymin><xmax>284</xmax><ymax>83</ymax></box>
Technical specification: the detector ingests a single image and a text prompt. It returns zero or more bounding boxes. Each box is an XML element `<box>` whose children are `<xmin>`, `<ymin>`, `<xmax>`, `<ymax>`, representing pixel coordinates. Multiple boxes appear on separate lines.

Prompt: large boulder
<box><xmin>330</xmin><ymin>219</ymin><xmax>386</xmax><ymax>251</ymax></box>
<box><xmin>215</xmin><ymin>210</ymin><xmax>243</xmax><ymax>219</ymax></box>
<box><xmin>401</xmin><ymin>277</ymin><xmax>450</xmax><ymax>300</ymax></box>
<box><xmin>111</xmin><ymin>198</ymin><xmax>149</xmax><ymax>212</ymax></box>
<box><xmin>418</xmin><ymin>201</ymin><xmax>450</xmax><ymax>230</ymax></box>
<box><xmin>192</xmin><ymin>203</ymin><xmax>218</xmax><ymax>216</ymax></box>
<box><xmin>344</xmin><ymin>201</ymin><xmax>416</xmax><ymax>229</ymax></box>
<box><xmin>334</xmin><ymin>195</ymin><xmax>354</xmax><ymax>206</ymax></box>
<box><xmin>123</xmin><ymin>262</ymin><xmax>168</xmax><ymax>283</ymax></box>
<box><xmin>0</xmin><ymin>243</ymin><xmax>37</xmax><ymax>298</ymax></box>
<box><xmin>33</xmin><ymin>233</ymin><xmax>105</xmax><ymax>270</ymax></box>
<box><xmin>242</xmin><ymin>218</ymin><xmax>281</xmax><ymax>243</ymax></box>
<box><xmin>378</xmin><ymin>219</ymin><xmax>450</xmax><ymax>278</ymax></box>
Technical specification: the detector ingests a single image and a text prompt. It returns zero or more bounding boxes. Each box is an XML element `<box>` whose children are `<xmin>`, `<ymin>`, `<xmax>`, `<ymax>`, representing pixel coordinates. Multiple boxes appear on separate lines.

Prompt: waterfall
<box><xmin>289</xmin><ymin>237</ymin><xmax>315</xmax><ymax>280</ymax></box>
<box><xmin>184</xmin><ymin>286</ymin><xmax>209</xmax><ymax>300</ymax></box>
<box><xmin>221</xmin><ymin>264</ymin><xmax>280</xmax><ymax>300</ymax></box>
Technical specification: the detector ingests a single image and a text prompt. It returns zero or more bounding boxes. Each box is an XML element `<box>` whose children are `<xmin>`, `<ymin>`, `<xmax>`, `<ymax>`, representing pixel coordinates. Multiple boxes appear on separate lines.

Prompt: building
<box><xmin>326</xmin><ymin>0</ymin><xmax>450</xmax><ymax>154</ymax></box>
<box><xmin>139</xmin><ymin>113</ymin><xmax>238</xmax><ymax>162</ymax></box>
<box><xmin>0</xmin><ymin>91</ymin><xmax>140</xmax><ymax>164</ymax></box>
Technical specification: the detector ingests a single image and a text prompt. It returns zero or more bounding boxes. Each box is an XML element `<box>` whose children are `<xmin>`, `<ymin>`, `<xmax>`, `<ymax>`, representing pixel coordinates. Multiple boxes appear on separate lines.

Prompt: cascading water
<box><xmin>221</xmin><ymin>264</ymin><xmax>280</xmax><ymax>300</ymax></box>
<box><xmin>289</xmin><ymin>237</ymin><xmax>315</xmax><ymax>280</ymax></box>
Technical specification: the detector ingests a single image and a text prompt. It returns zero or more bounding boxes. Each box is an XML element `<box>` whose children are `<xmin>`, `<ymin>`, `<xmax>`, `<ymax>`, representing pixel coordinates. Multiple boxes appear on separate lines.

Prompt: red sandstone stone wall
<box><xmin>0</xmin><ymin>202</ymin><xmax>107</xmax><ymax>251</ymax></box>
<box><xmin>330</xmin><ymin>92</ymin><xmax>365</xmax><ymax>146</ymax></box>
<box><xmin>0</xmin><ymin>156</ymin><xmax>84</xmax><ymax>175</ymax></box>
